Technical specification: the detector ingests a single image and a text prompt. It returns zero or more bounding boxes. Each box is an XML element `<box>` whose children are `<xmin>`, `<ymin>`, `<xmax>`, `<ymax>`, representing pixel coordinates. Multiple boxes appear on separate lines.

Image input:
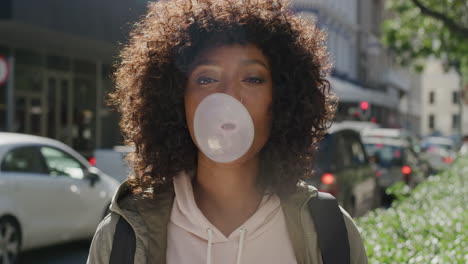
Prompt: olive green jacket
<box><xmin>87</xmin><ymin>181</ymin><xmax>368</xmax><ymax>264</ymax></box>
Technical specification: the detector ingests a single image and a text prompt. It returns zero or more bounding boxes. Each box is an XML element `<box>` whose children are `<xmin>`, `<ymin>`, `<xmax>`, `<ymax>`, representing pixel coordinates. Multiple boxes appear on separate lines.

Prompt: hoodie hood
<box><xmin>170</xmin><ymin>172</ymin><xmax>281</xmax><ymax>243</ymax></box>
<box><xmin>106</xmin><ymin>174</ymin><xmax>315</xmax><ymax>264</ymax></box>
<box><xmin>168</xmin><ymin>172</ymin><xmax>293</xmax><ymax>264</ymax></box>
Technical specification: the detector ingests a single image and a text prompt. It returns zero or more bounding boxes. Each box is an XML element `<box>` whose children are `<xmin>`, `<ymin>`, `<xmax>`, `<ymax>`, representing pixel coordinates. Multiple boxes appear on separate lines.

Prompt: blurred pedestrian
<box><xmin>87</xmin><ymin>0</ymin><xmax>367</xmax><ymax>263</ymax></box>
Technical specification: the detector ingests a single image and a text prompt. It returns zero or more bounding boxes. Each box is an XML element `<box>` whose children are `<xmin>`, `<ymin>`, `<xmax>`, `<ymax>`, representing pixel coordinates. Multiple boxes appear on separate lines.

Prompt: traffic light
<box><xmin>360</xmin><ymin>101</ymin><xmax>369</xmax><ymax>111</ymax></box>
<box><xmin>359</xmin><ymin>101</ymin><xmax>371</xmax><ymax>120</ymax></box>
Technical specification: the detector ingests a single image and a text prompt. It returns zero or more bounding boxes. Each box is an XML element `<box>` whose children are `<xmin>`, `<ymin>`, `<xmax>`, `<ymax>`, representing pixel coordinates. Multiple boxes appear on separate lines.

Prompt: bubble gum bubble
<box><xmin>193</xmin><ymin>93</ymin><xmax>254</xmax><ymax>163</ymax></box>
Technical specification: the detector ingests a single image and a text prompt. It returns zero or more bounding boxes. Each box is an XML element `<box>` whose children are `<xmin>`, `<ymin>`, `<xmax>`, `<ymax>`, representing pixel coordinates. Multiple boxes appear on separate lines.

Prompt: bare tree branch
<box><xmin>411</xmin><ymin>0</ymin><xmax>468</xmax><ymax>38</ymax></box>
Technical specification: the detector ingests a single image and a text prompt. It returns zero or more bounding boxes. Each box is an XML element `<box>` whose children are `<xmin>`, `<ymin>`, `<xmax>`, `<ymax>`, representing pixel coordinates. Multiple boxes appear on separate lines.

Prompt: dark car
<box><xmin>362</xmin><ymin>128</ymin><xmax>434</xmax><ymax>176</ymax></box>
<box><xmin>307</xmin><ymin>126</ymin><xmax>380</xmax><ymax>217</ymax></box>
<box><xmin>362</xmin><ymin>137</ymin><xmax>426</xmax><ymax>205</ymax></box>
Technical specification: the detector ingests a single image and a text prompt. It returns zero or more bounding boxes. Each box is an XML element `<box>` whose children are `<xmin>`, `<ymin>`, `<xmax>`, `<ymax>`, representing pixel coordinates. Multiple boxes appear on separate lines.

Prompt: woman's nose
<box><xmin>221</xmin><ymin>79</ymin><xmax>242</xmax><ymax>102</ymax></box>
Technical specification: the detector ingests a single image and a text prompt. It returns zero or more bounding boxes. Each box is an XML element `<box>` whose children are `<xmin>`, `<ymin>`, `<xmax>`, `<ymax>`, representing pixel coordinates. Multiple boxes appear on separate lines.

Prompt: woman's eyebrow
<box><xmin>189</xmin><ymin>58</ymin><xmax>269</xmax><ymax>71</ymax></box>
<box><xmin>188</xmin><ymin>59</ymin><xmax>219</xmax><ymax>74</ymax></box>
<box><xmin>191</xmin><ymin>59</ymin><xmax>218</xmax><ymax>68</ymax></box>
<box><xmin>242</xmin><ymin>59</ymin><xmax>269</xmax><ymax>69</ymax></box>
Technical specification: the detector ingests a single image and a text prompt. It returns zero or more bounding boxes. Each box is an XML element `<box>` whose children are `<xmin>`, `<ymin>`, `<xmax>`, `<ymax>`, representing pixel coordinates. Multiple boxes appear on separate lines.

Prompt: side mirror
<box><xmin>86</xmin><ymin>167</ymin><xmax>101</xmax><ymax>187</ymax></box>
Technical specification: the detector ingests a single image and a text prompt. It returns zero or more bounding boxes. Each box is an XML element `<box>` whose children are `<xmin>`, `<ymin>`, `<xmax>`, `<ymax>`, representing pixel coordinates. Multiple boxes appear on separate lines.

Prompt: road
<box><xmin>18</xmin><ymin>240</ymin><xmax>90</xmax><ymax>264</ymax></box>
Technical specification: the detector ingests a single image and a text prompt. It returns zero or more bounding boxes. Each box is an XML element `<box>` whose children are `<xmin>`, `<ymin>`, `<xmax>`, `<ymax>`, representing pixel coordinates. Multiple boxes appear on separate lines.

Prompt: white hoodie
<box><xmin>167</xmin><ymin>172</ymin><xmax>298</xmax><ymax>264</ymax></box>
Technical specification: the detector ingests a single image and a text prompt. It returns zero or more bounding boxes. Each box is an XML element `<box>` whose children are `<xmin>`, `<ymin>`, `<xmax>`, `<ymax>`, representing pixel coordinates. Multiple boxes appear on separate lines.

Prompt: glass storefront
<box><xmin>14</xmin><ymin>65</ymin><xmax>43</xmax><ymax>136</ymax></box>
<box><xmin>73</xmin><ymin>76</ymin><xmax>97</xmax><ymax>157</ymax></box>
<box><xmin>1</xmin><ymin>46</ymin><xmax>122</xmax><ymax>158</ymax></box>
<box><xmin>100</xmin><ymin>66</ymin><xmax>122</xmax><ymax>149</ymax></box>
<box><xmin>0</xmin><ymin>45</ymin><xmax>11</xmax><ymax>131</ymax></box>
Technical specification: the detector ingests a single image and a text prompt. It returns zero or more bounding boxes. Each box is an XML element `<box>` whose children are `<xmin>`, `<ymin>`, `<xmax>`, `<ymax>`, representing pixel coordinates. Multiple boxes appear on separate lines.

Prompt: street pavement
<box><xmin>18</xmin><ymin>240</ymin><xmax>90</xmax><ymax>264</ymax></box>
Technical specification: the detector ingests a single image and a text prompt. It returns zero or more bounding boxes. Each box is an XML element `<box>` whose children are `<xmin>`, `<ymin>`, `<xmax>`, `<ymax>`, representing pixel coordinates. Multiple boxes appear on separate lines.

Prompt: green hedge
<box><xmin>357</xmin><ymin>157</ymin><xmax>468</xmax><ymax>263</ymax></box>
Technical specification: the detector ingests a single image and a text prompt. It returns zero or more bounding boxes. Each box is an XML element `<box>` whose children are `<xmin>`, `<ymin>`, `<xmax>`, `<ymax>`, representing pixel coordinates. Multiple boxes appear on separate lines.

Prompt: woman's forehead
<box><xmin>190</xmin><ymin>44</ymin><xmax>270</xmax><ymax>69</ymax></box>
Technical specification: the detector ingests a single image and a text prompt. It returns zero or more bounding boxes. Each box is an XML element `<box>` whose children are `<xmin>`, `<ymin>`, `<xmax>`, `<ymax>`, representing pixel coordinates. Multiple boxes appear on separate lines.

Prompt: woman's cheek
<box><xmin>254</xmin><ymin>105</ymin><xmax>273</xmax><ymax>144</ymax></box>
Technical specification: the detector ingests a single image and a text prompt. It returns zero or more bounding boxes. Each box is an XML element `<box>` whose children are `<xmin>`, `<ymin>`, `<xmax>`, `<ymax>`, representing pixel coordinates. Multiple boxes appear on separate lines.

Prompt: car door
<box><xmin>337</xmin><ymin>131</ymin><xmax>376</xmax><ymax>216</ymax></box>
<box><xmin>347</xmin><ymin>134</ymin><xmax>376</xmax><ymax>214</ymax></box>
<box><xmin>334</xmin><ymin>132</ymin><xmax>355</xmax><ymax>211</ymax></box>
<box><xmin>312</xmin><ymin>133</ymin><xmax>337</xmax><ymax>188</ymax></box>
<box><xmin>0</xmin><ymin>145</ymin><xmax>61</xmax><ymax>249</ymax></box>
<box><xmin>38</xmin><ymin>146</ymin><xmax>105</xmax><ymax>239</ymax></box>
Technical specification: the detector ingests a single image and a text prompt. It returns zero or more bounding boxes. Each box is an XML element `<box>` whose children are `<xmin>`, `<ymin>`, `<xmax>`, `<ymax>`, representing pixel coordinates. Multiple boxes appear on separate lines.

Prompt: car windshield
<box><xmin>422</xmin><ymin>142</ymin><xmax>453</xmax><ymax>152</ymax></box>
<box><xmin>364</xmin><ymin>143</ymin><xmax>403</xmax><ymax>167</ymax></box>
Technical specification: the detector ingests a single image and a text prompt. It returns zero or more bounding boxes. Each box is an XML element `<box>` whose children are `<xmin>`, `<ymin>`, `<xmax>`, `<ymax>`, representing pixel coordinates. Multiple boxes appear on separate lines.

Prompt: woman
<box><xmin>87</xmin><ymin>0</ymin><xmax>368</xmax><ymax>263</ymax></box>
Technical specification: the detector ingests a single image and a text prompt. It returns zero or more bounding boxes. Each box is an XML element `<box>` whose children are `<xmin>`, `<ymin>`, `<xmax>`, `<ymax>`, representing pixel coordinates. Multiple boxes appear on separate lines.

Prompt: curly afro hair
<box><xmin>111</xmin><ymin>0</ymin><xmax>337</xmax><ymax>198</ymax></box>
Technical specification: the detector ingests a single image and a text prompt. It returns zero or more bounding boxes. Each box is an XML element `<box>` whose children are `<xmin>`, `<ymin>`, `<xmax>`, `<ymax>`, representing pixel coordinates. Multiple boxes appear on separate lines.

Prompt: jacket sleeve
<box><xmin>87</xmin><ymin>212</ymin><xmax>120</xmax><ymax>264</ymax></box>
<box><xmin>340</xmin><ymin>208</ymin><xmax>369</xmax><ymax>264</ymax></box>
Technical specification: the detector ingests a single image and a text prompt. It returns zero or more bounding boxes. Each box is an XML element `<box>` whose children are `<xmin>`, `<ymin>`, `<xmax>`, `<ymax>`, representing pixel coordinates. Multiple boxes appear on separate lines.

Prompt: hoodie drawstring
<box><xmin>206</xmin><ymin>228</ymin><xmax>213</xmax><ymax>264</ymax></box>
<box><xmin>236</xmin><ymin>228</ymin><xmax>247</xmax><ymax>264</ymax></box>
<box><xmin>205</xmin><ymin>227</ymin><xmax>247</xmax><ymax>264</ymax></box>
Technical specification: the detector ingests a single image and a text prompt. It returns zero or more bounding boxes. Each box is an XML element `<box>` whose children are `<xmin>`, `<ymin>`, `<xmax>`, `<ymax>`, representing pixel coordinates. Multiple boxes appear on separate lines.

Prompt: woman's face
<box><xmin>185</xmin><ymin>44</ymin><xmax>273</xmax><ymax>164</ymax></box>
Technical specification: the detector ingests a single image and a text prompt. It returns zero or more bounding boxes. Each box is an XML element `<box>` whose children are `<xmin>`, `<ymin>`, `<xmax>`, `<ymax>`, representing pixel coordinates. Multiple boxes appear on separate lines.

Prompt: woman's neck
<box><xmin>193</xmin><ymin>152</ymin><xmax>264</xmax><ymax>237</ymax></box>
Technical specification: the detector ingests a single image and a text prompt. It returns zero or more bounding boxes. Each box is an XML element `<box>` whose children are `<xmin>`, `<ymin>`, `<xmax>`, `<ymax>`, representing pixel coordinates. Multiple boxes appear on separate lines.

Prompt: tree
<box><xmin>382</xmin><ymin>0</ymin><xmax>468</xmax><ymax>79</ymax></box>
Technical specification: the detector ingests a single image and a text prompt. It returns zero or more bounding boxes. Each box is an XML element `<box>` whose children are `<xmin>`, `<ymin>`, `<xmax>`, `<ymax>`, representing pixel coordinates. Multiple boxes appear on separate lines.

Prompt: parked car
<box><xmin>307</xmin><ymin>125</ymin><xmax>380</xmax><ymax>217</ymax></box>
<box><xmin>420</xmin><ymin>136</ymin><xmax>456</xmax><ymax>173</ymax></box>
<box><xmin>331</xmin><ymin>120</ymin><xmax>379</xmax><ymax>132</ymax></box>
<box><xmin>0</xmin><ymin>132</ymin><xmax>120</xmax><ymax>263</ymax></box>
<box><xmin>362</xmin><ymin>128</ymin><xmax>434</xmax><ymax>176</ymax></box>
<box><xmin>421</xmin><ymin>136</ymin><xmax>457</xmax><ymax>154</ymax></box>
<box><xmin>362</xmin><ymin>127</ymin><xmax>423</xmax><ymax>154</ymax></box>
<box><xmin>362</xmin><ymin>137</ymin><xmax>426</xmax><ymax>205</ymax></box>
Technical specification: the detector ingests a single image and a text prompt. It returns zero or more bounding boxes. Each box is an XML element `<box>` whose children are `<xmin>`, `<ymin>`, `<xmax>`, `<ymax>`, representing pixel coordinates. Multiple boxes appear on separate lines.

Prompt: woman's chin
<box><xmin>197</xmin><ymin>150</ymin><xmax>260</xmax><ymax>167</ymax></box>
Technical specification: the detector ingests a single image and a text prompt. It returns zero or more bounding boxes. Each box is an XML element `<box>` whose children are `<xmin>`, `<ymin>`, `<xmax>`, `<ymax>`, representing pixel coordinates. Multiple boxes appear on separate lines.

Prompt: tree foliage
<box><xmin>382</xmin><ymin>0</ymin><xmax>468</xmax><ymax>79</ymax></box>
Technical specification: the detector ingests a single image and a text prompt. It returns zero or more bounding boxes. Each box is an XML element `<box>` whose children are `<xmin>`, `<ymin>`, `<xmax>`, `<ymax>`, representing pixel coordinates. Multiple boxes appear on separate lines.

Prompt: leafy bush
<box><xmin>357</xmin><ymin>157</ymin><xmax>468</xmax><ymax>263</ymax></box>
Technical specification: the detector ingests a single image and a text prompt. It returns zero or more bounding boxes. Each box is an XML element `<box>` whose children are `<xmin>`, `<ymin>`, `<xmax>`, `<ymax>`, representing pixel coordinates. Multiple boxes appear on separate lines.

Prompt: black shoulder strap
<box><xmin>109</xmin><ymin>216</ymin><xmax>136</xmax><ymax>264</ymax></box>
<box><xmin>308</xmin><ymin>191</ymin><xmax>350</xmax><ymax>264</ymax></box>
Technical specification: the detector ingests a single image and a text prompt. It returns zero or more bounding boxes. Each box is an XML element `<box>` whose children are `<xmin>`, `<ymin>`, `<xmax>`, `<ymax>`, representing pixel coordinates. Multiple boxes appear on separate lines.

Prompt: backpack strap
<box><xmin>109</xmin><ymin>216</ymin><xmax>136</xmax><ymax>264</ymax></box>
<box><xmin>308</xmin><ymin>191</ymin><xmax>350</xmax><ymax>264</ymax></box>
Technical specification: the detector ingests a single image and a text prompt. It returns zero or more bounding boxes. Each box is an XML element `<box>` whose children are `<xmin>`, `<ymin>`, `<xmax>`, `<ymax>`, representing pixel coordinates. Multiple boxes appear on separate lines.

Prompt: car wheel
<box><xmin>0</xmin><ymin>217</ymin><xmax>21</xmax><ymax>264</ymax></box>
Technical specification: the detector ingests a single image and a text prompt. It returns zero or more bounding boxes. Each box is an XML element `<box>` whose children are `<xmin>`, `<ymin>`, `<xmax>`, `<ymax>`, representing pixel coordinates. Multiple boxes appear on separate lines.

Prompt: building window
<box><xmin>452</xmin><ymin>114</ymin><xmax>460</xmax><ymax>129</ymax></box>
<box><xmin>429</xmin><ymin>91</ymin><xmax>435</xmax><ymax>104</ymax></box>
<box><xmin>429</xmin><ymin>114</ymin><xmax>435</xmax><ymax>129</ymax></box>
<box><xmin>453</xmin><ymin>91</ymin><xmax>459</xmax><ymax>104</ymax></box>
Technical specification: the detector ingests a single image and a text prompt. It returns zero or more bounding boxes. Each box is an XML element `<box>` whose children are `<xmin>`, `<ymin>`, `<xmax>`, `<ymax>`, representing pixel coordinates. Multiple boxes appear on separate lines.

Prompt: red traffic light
<box><xmin>401</xmin><ymin>166</ymin><xmax>412</xmax><ymax>175</ymax></box>
<box><xmin>360</xmin><ymin>101</ymin><xmax>369</xmax><ymax>110</ymax></box>
<box><xmin>321</xmin><ymin>173</ymin><xmax>336</xmax><ymax>185</ymax></box>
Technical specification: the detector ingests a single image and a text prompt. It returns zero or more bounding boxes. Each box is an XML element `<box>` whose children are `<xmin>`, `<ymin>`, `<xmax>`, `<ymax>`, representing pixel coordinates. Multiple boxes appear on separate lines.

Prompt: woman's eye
<box><xmin>196</xmin><ymin>77</ymin><xmax>218</xmax><ymax>85</ymax></box>
<box><xmin>244</xmin><ymin>77</ymin><xmax>265</xmax><ymax>84</ymax></box>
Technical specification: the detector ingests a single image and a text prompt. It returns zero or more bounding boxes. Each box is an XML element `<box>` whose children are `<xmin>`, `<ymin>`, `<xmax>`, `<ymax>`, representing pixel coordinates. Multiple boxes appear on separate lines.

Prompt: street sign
<box><xmin>0</xmin><ymin>55</ymin><xmax>9</xmax><ymax>86</ymax></box>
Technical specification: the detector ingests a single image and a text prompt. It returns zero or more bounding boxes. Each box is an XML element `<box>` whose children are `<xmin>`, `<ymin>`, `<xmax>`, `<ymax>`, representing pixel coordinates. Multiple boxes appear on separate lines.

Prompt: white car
<box><xmin>0</xmin><ymin>132</ymin><xmax>120</xmax><ymax>263</ymax></box>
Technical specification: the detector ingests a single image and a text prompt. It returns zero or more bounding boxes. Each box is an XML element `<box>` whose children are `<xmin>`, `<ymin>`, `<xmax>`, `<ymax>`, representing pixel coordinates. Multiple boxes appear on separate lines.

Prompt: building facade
<box><xmin>292</xmin><ymin>0</ymin><xmax>421</xmax><ymax>133</ymax></box>
<box><xmin>420</xmin><ymin>58</ymin><xmax>463</xmax><ymax>137</ymax></box>
<box><xmin>0</xmin><ymin>0</ymin><xmax>147</xmax><ymax>157</ymax></box>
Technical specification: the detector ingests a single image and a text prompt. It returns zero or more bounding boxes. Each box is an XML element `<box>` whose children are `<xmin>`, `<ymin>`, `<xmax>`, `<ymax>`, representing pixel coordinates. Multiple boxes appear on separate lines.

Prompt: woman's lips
<box><xmin>221</xmin><ymin>122</ymin><xmax>237</xmax><ymax>131</ymax></box>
